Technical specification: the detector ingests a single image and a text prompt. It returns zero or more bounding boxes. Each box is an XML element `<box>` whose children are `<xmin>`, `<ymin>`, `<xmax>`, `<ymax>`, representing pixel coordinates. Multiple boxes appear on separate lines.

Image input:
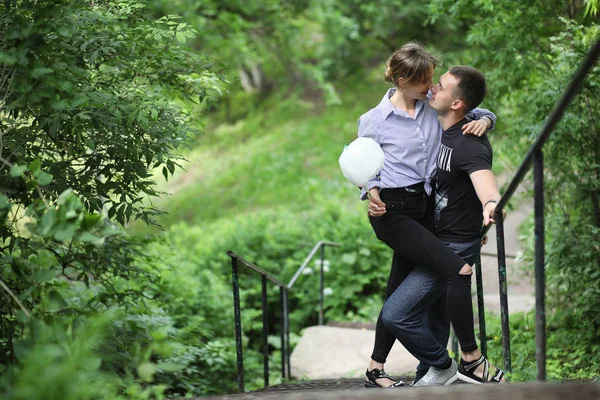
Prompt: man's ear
<box><xmin>451</xmin><ymin>99</ymin><xmax>464</xmax><ymax>111</ymax></box>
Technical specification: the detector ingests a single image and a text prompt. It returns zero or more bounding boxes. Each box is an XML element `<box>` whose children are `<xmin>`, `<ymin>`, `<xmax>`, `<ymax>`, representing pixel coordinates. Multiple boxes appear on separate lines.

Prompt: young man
<box><xmin>426</xmin><ymin>65</ymin><xmax>503</xmax><ymax>384</ymax></box>
<box><xmin>368</xmin><ymin>66</ymin><xmax>505</xmax><ymax>386</ymax></box>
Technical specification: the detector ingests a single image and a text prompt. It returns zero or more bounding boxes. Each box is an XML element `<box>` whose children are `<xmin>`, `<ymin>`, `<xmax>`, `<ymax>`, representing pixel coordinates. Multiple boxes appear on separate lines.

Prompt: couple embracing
<box><xmin>357</xmin><ymin>42</ymin><xmax>505</xmax><ymax>387</ymax></box>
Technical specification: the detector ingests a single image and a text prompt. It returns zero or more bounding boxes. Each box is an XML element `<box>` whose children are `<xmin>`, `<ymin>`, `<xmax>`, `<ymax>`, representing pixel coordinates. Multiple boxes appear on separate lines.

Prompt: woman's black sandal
<box><xmin>457</xmin><ymin>355</ymin><xmax>505</xmax><ymax>384</ymax></box>
<box><xmin>364</xmin><ymin>368</ymin><xmax>405</xmax><ymax>388</ymax></box>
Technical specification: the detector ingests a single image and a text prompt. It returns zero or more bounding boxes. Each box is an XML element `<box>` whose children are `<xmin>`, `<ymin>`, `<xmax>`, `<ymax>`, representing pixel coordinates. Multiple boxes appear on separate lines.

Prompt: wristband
<box><xmin>484</xmin><ymin>199</ymin><xmax>498</xmax><ymax>208</ymax></box>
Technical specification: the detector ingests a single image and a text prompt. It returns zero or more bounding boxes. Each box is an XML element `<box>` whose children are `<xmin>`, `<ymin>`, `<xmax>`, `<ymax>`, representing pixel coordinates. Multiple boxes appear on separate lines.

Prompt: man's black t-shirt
<box><xmin>435</xmin><ymin>118</ymin><xmax>493</xmax><ymax>243</ymax></box>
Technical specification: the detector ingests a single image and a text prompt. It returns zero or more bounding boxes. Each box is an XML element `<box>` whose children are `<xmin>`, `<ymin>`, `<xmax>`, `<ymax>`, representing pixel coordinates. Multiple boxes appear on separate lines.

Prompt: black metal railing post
<box><xmin>279</xmin><ymin>286</ymin><xmax>287</xmax><ymax>379</ymax></box>
<box><xmin>476</xmin><ymin>37</ymin><xmax>600</xmax><ymax>378</ymax></box>
<box><xmin>261</xmin><ymin>275</ymin><xmax>269</xmax><ymax>387</ymax></box>
<box><xmin>319</xmin><ymin>245</ymin><xmax>325</xmax><ymax>326</ymax></box>
<box><xmin>231</xmin><ymin>255</ymin><xmax>245</xmax><ymax>392</ymax></box>
<box><xmin>228</xmin><ymin>242</ymin><xmax>338</xmax><ymax>390</ymax></box>
<box><xmin>474</xmin><ymin>255</ymin><xmax>487</xmax><ymax>358</ymax></box>
<box><xmin>284</xmin><ymin>288</ymin><xmax>291</xmax><ymax>379</ymax></box>
<box><xmin>494</xmin><ymin>212</ymin><xmax>512</xmax><ymax>372</ymax></box>
<box><xmin>534</xmin><ymin>149</ymin><xmax>546</xmax><ymax>381</ymax></box>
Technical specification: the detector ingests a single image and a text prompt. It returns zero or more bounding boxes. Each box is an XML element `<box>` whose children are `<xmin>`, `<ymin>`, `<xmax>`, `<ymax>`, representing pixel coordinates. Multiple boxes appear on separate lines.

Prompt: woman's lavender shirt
<box><xmin>358</xmin><ymin>88</ymin><xmax>496</xmax><ymax>199</ymax></box>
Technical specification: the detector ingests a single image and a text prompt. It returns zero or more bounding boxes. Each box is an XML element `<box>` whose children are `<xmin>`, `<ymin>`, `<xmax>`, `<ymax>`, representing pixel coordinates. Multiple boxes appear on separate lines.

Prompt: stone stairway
<box><xmin>199</xmin><ymin>381</ymin><xmax>600</xmax><ymax>399</ymax></box>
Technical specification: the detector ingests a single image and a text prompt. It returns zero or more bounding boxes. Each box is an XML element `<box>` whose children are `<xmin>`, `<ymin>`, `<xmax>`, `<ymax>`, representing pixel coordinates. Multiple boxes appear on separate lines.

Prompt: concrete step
<box><xmin>200</xmin><ymin>380</ymin><xmax>600</xmax><ymax>399</ymax></box>
<box><xmin>289</xmin><ymin>325</ymin><xmax>425</xmax><ymax>379</ymax></box>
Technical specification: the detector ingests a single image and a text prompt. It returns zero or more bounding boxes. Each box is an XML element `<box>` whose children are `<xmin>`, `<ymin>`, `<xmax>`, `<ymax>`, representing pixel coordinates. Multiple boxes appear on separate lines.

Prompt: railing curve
<box><xmin>228</xmin><ymin>240</ymin><xmax>340</xmax><ymax>393</ymax></box>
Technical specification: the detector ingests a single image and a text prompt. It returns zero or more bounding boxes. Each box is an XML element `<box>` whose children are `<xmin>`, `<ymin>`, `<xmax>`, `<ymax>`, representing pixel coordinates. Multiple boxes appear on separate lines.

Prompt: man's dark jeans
<box><xmin>411</xmin><ymin>239</ymin><xmax>482</xmax><ymax>381</ymax></box>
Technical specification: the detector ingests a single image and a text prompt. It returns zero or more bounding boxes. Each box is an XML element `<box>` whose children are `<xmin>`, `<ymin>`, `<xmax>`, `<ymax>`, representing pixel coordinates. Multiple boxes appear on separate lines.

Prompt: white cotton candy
<box><xmin>338</xmin><ymin>137</ymin><xmax>385</xmax><ymax>187</ymax></box>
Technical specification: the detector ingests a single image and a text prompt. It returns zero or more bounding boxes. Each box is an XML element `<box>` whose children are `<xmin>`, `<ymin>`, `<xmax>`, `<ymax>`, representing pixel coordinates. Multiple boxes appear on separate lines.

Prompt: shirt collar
<box><xmin>378</xmin><ymin>88</ymin><xmax>426</xmax><ymax>120</ymax></box>
<box><xmin>444</xmin><ymin>117</ymin><xmax>470</xmax><ymax>134</ymax></box>
<box><xmin>378</xmin><ymin>88</ymin><xmax>397</xmax><ymax>118</ymax></box>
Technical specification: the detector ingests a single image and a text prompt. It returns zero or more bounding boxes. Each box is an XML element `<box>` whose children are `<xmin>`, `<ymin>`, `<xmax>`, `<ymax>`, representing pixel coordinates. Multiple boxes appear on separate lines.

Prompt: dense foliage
<box><xmin>0</xmin><ymin>1</ymin><xmax>224</xmax><ymax>398</ymax></box>
<box><xmin>428</xmin><ymin>0</ymin><xmax>600</xmax><ymax>376</ymax></box>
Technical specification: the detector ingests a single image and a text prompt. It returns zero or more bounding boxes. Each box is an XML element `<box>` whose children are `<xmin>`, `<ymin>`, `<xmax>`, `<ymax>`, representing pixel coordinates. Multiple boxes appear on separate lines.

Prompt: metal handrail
<box><xmin>288</xmin><ymin>241</ymin><xmax>340</xmax><ymax>288</ymax></box>
<box><xmin>227</xmin><ymin>240</ymin><xmax>340</xmax><ymax>393</ymax></box>
<box><xmin>288</xmin><ymin>241</ymin><xmax>340</xmax><ymax>326</ymax></box>
<box><xmin>473</xmin><ymin>36</ymin><xmax>600</xmax><ymax>380</ymax></box>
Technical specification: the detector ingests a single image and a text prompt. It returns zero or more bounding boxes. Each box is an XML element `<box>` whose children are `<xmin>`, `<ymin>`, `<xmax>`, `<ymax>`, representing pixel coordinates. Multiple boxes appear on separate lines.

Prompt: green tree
<box><xmin>429</xmin><ymin>0</ymin><xmax>600</xmax><ymax>377</ymax></box>
<box><xmin>0</xmin><ymin>0</ymin><xmax>225</xmax><ymax>396</ymax></box>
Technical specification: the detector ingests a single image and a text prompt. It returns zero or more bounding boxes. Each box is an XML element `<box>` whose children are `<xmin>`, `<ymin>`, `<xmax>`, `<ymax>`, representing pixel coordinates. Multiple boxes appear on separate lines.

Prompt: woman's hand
<box><xmin>461</xmin><ymin>117</ymin><xmax>492</xmax><ymax>137</ymax></box>
<box><xmin>368</xmin><ymin>188</ymin><xmax>386</xmax><ymax>217</ymax></box>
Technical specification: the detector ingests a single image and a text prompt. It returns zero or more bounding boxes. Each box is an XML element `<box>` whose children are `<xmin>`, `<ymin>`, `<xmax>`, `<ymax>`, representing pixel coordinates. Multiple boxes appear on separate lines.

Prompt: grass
<box><xmin>128</xmin><ymin>67</ymin><xmax>511</xmax><ymax>234</ymax></box>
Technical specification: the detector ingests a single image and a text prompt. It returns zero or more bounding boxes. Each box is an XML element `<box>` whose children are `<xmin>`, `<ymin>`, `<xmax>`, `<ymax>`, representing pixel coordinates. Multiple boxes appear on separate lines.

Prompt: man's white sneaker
<box><xmin>413</xmin><ymin>359</ymin><xmax>458</xmax><ymax>386</ymax></box>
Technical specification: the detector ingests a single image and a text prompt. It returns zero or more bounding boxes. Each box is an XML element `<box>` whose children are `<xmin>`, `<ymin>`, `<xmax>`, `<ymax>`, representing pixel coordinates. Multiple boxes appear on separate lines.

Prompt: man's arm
<box><xmin>469</xmin><ymin>169</ymin><xmax>501</xmax><ymax>225</ymax></box>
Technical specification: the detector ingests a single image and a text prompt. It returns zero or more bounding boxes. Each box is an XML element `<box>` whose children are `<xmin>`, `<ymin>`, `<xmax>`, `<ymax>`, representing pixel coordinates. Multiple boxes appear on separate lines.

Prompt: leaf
<box><xmin>145</xmin><ymin>151</ymin><xmax>154</xmax><ymax>167</ymax></box>
<box><xmin>78</xmin><ymin>232</ymin><xmax>101</xmax><ymax>242</ymax></box>
<box><xmin>81</xmin><ymin>213</ymin><xmax>102</xmax><ymax>230</ymax></box>
<box><xmin>31</xmin><ymin>67</ymin><xmax>54</xmax><ymax>78</ymax></box>
<box><xmin>137</xmin><ymin>362</ymin><xmax>157</xmax><ymax>382</ymax></box>
<box><xmin>57</xmin><ymin>189</ymin><xmax>74</xmax><ymax>204</ymax></box>
<box><xmin>34</xmin><ymin>269</ymin><xmax>56</xmax><ymax>283</ymax></box>
<box><xmin>16</xmin><ymin>310</ymin><xmax>29</xmax><ymax>323</ymax></box>
<box><xmin>166</xmin><ymin>160</ymin><xmax>175</xmax><ymax>174</ymax></box>
<box><xmin>341</xmin><ymin>252</ymin><xmax>358</xmax><ymax>265</ymax></box>
<box><xmin>28</xmin><ymin>159</ymin><xmax>41</xmax><ymax>174</ymax></box>
<box><xmin>57</xmin><ymin>25</ymin><xmax>73</xmax><ymax>38</ymax></box>
<box><xmin>0</xmin><ymin>194</ymin><xmax>10</xmax><ymax>209</ymax></box>
<box><xmin>176</xmin><ymin>32</ymin><xmax>187</xmax><ymax>44</ymax></box>
<box><xmin>53</xmin><ymin>225</ymin><xmax>77</xmax><ymax>242</ymax></box>
<box><xmin>81</xmin><ymin>357</ymin><xmax>102</xmax><ymax>371</ymax></box>
<box><xmin>36</xmin><ymin>171</ymin><xmax>53</xmax><ymax>186</ymax></box>
<box><xmin>157</xmin><ymin>362</ymin><xmax>185</xmax><ymax>372</ymax></box>
<box><xmin>70</xmin><ymin>94</ymin><xmax>88</xmax><ymax>108</ymax></box>
<box><xmin>127</xmin><ymin>110</ymin><xmax>137</xmax><ymax>126</ymax></box>
<box><xmin>47</xmin><ymin>289</ymin><xmax>68</xmax><ymax>310</ymax></box>
<box><xmin>40</xmin><ymin>209</ymin><xmax>57</xmax><ymax>235</ymax></box>
<box><xmin>138</xmin><ymin>115</ymin><xmax>149</xmax><ymax>131</ymax></box>
<box><xmin>12</xmin><ymin>339</ymin><xmax>32</xmax><ymax>363</ymax></box>
<box><xmin>10</xmin><ymin>164</ymin><xmax>27</xmax><ymax>177</ymax></box>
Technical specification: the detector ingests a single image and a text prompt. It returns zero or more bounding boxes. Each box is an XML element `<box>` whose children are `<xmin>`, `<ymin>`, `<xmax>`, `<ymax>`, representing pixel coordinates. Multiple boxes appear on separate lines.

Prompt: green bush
<box><xmin>131</xmin><ymin>196</ymin><xmax>394</xmax><ymax>393</ymax></box>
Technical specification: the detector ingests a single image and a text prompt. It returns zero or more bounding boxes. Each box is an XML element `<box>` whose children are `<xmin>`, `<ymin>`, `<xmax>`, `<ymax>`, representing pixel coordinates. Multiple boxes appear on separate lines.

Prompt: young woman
<box><xmin>359</xmin><ymin>42</ymin><xmax>503</xmax><ymax>388</ymax></box>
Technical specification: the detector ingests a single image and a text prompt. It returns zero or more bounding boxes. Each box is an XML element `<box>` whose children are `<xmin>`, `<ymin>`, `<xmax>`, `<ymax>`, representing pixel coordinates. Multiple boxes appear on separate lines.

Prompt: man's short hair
<box><xmin>449</xmin><ymin>66</ymin><xmax>487</xmax><ymax>112</ymax></box>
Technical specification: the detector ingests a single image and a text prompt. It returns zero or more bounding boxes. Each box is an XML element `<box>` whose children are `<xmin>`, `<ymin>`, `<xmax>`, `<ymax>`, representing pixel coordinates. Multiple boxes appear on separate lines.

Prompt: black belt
<box><xmin>380</xmin><ymin>181</ymin><xmax>427</xmax><ymax>195</ymax></box>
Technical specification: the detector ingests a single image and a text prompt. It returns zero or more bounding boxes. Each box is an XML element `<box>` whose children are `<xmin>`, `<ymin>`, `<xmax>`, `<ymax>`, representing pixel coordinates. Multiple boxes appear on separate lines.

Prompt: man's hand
<box><xmin>368</xmin><ymin>188</ymin><xmax>386</xmax><ymax>217</ymax></box>
<box><xmin>483</xmin><ymin>200</ymin><xmax>506</xmax><ymax>226</ymax></box>
<box><xmin>461</xmin><ymin>117</ymin><xmax>492</xmax><ymax>137</ymax></box>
